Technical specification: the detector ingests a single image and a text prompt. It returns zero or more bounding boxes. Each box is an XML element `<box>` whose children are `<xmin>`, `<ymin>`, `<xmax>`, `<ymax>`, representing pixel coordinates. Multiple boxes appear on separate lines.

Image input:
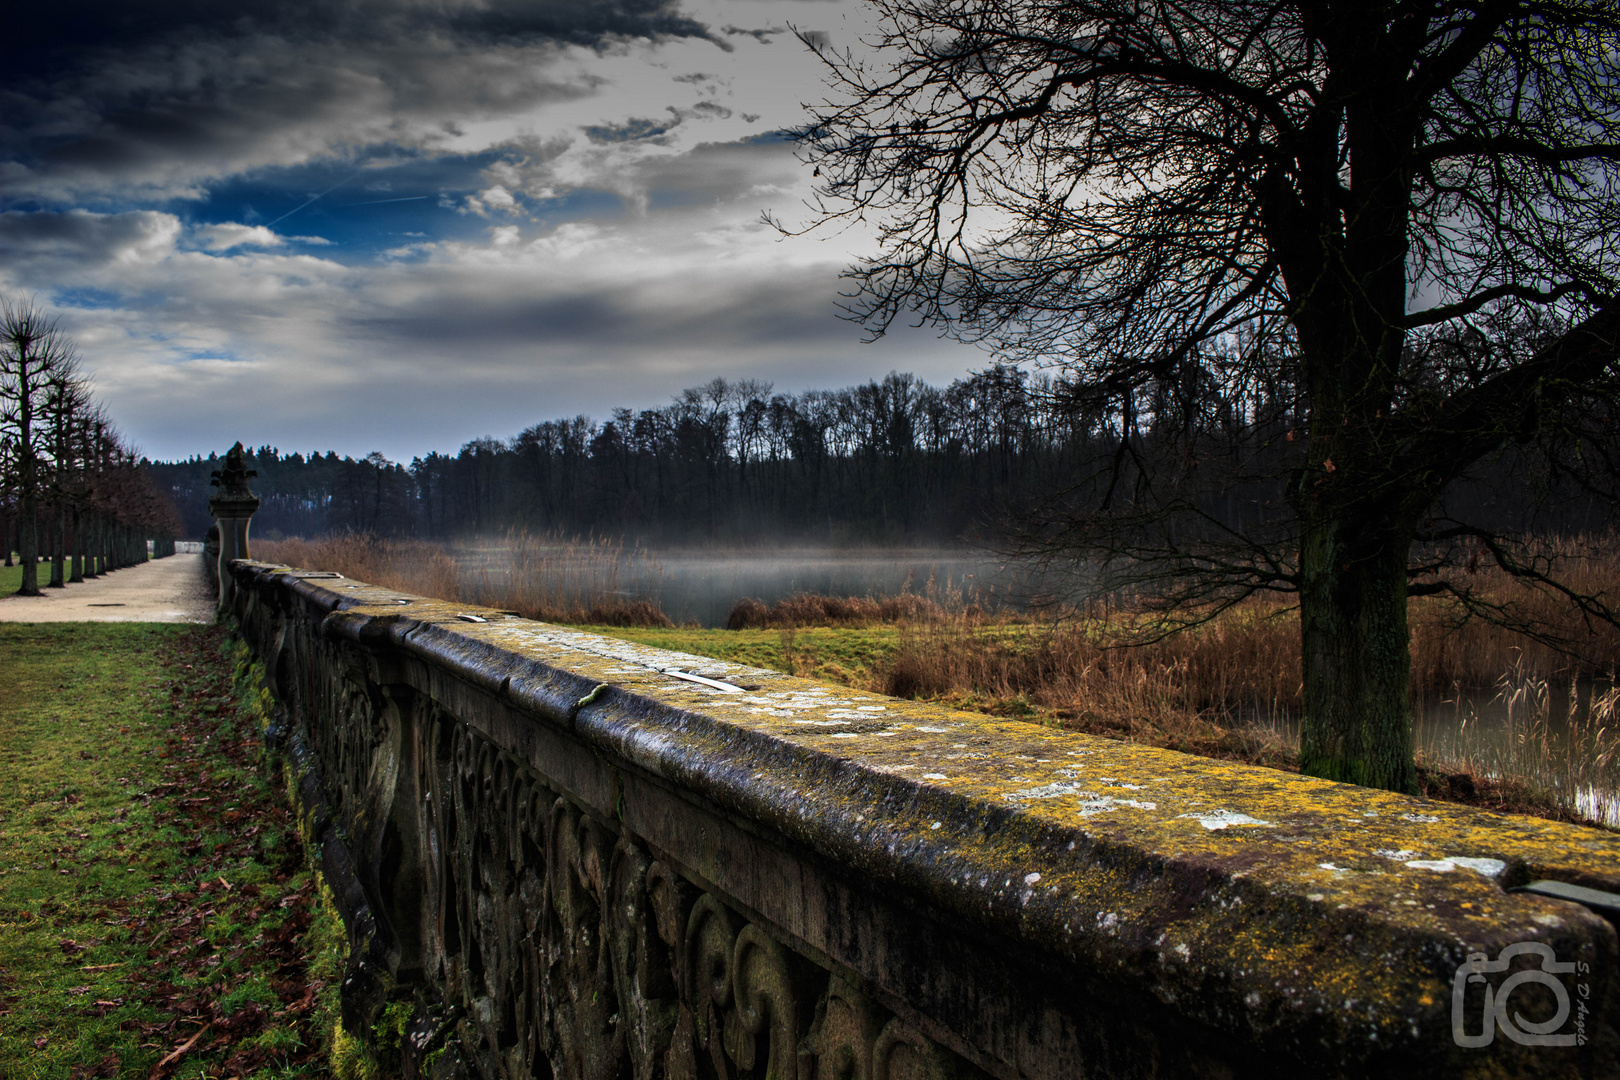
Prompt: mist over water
<box><xmin>649</xmin><ymin>549</ymin><xmax>1048</xmax><ymax>626</ymax></box>
<box><xmin>451</xmin><ymin>541</ymin><xmax>1078</xmax><ymax>627</ymax></box>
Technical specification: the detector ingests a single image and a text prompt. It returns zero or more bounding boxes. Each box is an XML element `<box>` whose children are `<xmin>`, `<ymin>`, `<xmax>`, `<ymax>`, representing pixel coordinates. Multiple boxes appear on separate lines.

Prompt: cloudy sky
<box><xmin>0</xmin><ymin>0</ymin><xmax>983</xmax><ymax>462</ymax></box>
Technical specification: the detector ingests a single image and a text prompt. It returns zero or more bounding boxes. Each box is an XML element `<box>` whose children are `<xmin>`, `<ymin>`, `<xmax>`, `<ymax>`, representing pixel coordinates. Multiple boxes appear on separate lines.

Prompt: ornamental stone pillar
<box><xmin>208</xmin><ymin>442</ymin><xmax>260</xmax><ymax>612</ymax></box>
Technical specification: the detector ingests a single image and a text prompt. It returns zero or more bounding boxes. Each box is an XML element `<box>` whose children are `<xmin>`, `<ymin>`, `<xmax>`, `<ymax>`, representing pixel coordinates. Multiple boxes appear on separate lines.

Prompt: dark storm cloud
<box><xmin>0</xmin><ymin>1</ymin><xmax>712</xmax><ymax>78</ymax></box>
<box><xmin>351</xmin><ymin>260</ymin><xmax>841</xmax><ymax>353</ymax></box>
<box><xmin>0</xmin><ymin>208</ymin><xmax>178</xmax><ymax>265</ymax></box>
<box><xmin>631</xmin><ymin>134</ymin><xmax>799</xmax><ymax>204</ymax></box>
<box><xmin>0</xmin><ymin>0</ymin><xmax>716</xmax><ymax>204</ymax></box>
<box><xmin>585</xmin><ymin>118</ymin><xmax>672</xmax><ymax>143</ymax></box>
<box><xmin>721</xmin><ymin>26</ymin><xmax>789</xmax><ymax>43</ymax></box>
<box><xmin>0</xmin><ymin>0</ymin><xmax>987</xmax><ymax>462</ymax></box>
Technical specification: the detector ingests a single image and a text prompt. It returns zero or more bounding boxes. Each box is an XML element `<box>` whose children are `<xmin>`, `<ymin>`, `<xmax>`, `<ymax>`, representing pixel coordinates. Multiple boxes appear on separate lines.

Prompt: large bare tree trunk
<box><xmin>1297</xmin><ymin>515</ymin><xmax>1418</xmax><ymax>793</ymax></box>
<box><xmin>83</xmin><ymin>513</ymin><xmax>100</xmax><ymax>576</ymax></box>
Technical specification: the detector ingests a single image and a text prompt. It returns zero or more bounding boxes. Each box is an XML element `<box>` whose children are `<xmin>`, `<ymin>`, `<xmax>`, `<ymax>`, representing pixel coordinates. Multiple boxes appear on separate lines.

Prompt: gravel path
<box><xmin>0</xmin><ymin>552</ymin><xmax>213</xmax><ymax>622</ymax></box>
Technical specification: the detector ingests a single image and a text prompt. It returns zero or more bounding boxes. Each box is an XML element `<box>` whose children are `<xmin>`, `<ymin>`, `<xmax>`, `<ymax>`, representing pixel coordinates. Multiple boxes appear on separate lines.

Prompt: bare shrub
<box><xmin>583</xmin><ymin>599</ymin><xmax>674</xmax><ymax>629</ymax></box>
<box><xmin>878</xmin><ymin>593</ymin><xmax>946</xmax><ymax>623</ymax></box>
<box><xmin>725</xmin><ymin>597</ymin><xmax>769</xmax><ymax>630</ymax></box>
<box><xmin>253</xmin><ymin>535</ymin><xmax>460</xmax><ymax>601</ymax></box>
<box><xmin>726</xmin><ymin>590</ymin><xmax>948</xmax><ymax>629</ymax></box>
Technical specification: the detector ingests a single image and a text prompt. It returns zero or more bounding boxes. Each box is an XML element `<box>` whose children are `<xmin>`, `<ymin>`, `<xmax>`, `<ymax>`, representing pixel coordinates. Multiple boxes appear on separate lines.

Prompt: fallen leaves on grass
<box><xmin>68</xmin><ymin>1052</ymin><xmax>121</xmax><ymax>1079</ymax></box>
<box><xmin>0</xmin><ymin>625</ymin><xmax>328</xmax><ymax>1076</ymax></box>
<box><xmin>151</xmin><ymin>1023</ymin><xmax>210</xmax><ymax>1075</ymax></box>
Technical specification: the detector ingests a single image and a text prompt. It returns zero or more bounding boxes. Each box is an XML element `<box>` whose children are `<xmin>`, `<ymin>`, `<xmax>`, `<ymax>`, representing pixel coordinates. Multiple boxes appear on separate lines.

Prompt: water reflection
<box><xmin>1253</xmin><ymin>681</ymin><xmax>1620</xmax><ymax>827</ymax></box>
<box><xmin>647</xmin><ymin>549</ymin><xmax>1053</xmax><ymax>626</ymax></box>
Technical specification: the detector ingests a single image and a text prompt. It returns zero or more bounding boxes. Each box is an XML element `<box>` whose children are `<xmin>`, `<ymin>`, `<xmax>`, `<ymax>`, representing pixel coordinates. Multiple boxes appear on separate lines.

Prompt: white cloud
<box><xmin>2</xmin><ymin>181</ymin><xmax>977</xmax><ymax>462</ymax></box>
<box><xmin>465</xmin><ymin>184</ymin><xmax>520</xmax><ymax>217</ymax></box>
<box><xmin>196</xmin><ymin>223</ymin><xmax>285</xmax><ymax>250</ymax></box>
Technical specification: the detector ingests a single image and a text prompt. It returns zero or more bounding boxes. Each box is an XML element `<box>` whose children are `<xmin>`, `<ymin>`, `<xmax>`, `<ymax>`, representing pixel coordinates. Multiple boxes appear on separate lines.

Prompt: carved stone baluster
<box><xmin>732</xmin><ymin>925</ymin><xmax>813</xmax><ymax>1080</ymax></box>
<box><xmin>467</xmin><ymin>740</ymin><xmax>505</xmax><ymax>1055</ymax></box>
<box><xmin>646</xmin><ymin>862</ymin><xmax>697</xmax><ymax>1080</ymax></box>
<box><xmin>609</xmin><ymin>839</ymin><xmax>681</xmax><ymax>1080</ymax></box>
<box><xmin>475</xmin><ymin>755</ymin><xmax>527</xmax><ymax>1076</ymax></box>
<box><xmin>805</xmin><ymin>975</ymin><xmax>884</xmax><ymax>1080</ymax></box>
<box><xmin>515</xmin><ymin>779</ymin><xmax>556</xmax><ymax>1079</ymax></box>
<box><xmin>544</xmin><ymin>798</ymin><xmax>627</xmax><ymax>1080</ymax></box>
<box><xmin>416</xmin><ymin>710</ymin><xmax>452</xmax><ymax>990</ymax></box>
<box><xmin>680</xmin><ymin>894</ymin><xmax>739</xmax><ymax>1080</ymax></box>
<box><xmin>447</xmin><ymin>727</ymin><xmax>481</xmax><ymax>1012</ymax></box>
<box><xmin>871</xmin><ymin>1019</ymin><xmax>960</xmax><ymax>1080</ymax></box>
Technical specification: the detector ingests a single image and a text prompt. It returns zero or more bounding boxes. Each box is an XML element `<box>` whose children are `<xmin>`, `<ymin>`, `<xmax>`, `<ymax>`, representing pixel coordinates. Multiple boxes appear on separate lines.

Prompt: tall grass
<box><xmin>455</xmin><ymin>530</ymin><xmax>671</xmax><ymax>626</ymax></box>
<box><xmin>726</xmin><ymin>591</ymin><xmax>948</xmax><ymax>629</ymax></box>
<box><xmin>1416</xmin><ymin>662</ymin><xmax>1620</xmax><ymax>825</ymax></box>
<box><xmin>252</xmin><ymin>535</ymin><xmax>462</xmax><ymax>601</ymax></box>
<box><xmin>878</xmin><ymin>607</ymin><xmax>1301</xmax><ymax>765</ymax></box>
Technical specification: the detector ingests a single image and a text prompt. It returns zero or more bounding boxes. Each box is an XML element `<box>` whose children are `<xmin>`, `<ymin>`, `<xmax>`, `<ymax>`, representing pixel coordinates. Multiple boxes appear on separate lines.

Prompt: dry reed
<box><xmin>1410</xmin><ymin>533</ymin><xmax>1620</xmax><ymax>691</ymax></box>
<box><xmin>253</xmin><ymin>531</ymin><xmax>674</xmax><ymax>627</ymax></box>
<box><xmin>878</xmin><ymin>609</ymin><xmax>1300</xmax><ymax>766</ymax></box>
<box><xmin>725</xmin><ymin>591</ymin><xmax>947</xmax><ymax>629</ymax></box>
<box><xmin>251</xmin><ymin>535</ymin><xmax>461</xmax><ymax>601</ymax></box>
<box><xmin>1415</xmin><ymin>662</ymin><xmax>1620</xmax><ymax>825</ymax></box>
<box><xmin>457</xmin><ymin>530</ymin><xmax>672</xmax><ymax>626</ymax></box>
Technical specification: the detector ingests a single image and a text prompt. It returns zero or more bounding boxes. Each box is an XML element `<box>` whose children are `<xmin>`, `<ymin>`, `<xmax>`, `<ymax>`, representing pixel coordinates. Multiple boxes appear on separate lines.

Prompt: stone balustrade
<box><xmin>226</xmin><ymin>559</ymin><xmax>1619</xmax><ymax>1079</ymax></box>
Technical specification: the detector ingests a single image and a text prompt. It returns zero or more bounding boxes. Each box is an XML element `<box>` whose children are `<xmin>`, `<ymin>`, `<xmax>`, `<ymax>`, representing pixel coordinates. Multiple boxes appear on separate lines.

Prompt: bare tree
<box><xmin>791</xmin><ymin>0</ymin><xmax>1620</xmax><ymax>791</ymax></box>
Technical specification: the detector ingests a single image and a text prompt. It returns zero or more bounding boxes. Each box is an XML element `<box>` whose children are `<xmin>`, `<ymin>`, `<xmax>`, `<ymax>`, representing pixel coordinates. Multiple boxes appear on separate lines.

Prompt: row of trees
<box><xmin>0</xmin><ymin>298</ymin><xmax>184</xmax><ymax>595</ymax></box>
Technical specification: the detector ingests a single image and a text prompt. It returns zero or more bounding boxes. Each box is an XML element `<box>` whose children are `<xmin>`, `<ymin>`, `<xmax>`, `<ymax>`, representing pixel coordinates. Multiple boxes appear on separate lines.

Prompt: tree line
<box><xmin>147</xmin><ymin>365</ymin><xmax>1210</xmax><ymax>543</ymax></box>
<box><xmin>0</xmin><ymin>298</ymin><xmax>184</xmax><ymax>595</ymax></box>
<box><xmin>148</xmin><ymin>357</ymin><xmax>1614</xmax><ymax>549</ymax></box>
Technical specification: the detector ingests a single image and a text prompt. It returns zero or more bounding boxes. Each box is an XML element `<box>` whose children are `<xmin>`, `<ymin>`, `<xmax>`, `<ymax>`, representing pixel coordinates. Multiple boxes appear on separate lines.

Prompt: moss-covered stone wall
<box><xmin>228</xmin><ymin>559</ymin><xmax>1620</xmax><ymax>1079</ymax></box>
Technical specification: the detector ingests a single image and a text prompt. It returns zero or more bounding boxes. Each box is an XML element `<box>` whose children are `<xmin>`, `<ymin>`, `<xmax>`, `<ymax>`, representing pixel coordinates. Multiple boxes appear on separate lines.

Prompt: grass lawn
<box><xmin>585</xmin><ymin>621</ymin><xmax>1046</xmax><ymax>695</ymax></box>
<box><xmin>0</xmin><ymin>623</ymin><xmax>331</xmax><ymax>1079</ymax></box>
<box><xmin>582</xmin><ymin>623</ymin><xmax>910</xmax><ymax>688</ymax></box>
<box><xmin>0</xmin><ymin>560</ymin><xmax>126</xmax><ymax>596</ymax></box>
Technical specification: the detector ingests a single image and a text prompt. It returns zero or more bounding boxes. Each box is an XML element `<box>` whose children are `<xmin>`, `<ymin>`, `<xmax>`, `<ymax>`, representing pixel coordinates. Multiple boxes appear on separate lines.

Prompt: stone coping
<box><xmin>234</xmin><ymin>560</ymin><xmax>1620</xmax><ymax>1067</ymax></box>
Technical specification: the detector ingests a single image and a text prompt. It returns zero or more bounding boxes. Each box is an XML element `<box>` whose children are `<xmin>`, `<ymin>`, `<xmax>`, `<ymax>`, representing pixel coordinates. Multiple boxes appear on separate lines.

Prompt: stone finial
<box><xmin>209</xmin><ymin>441</ymin><xmax>258</xmax><ymax>499</ymax></box>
